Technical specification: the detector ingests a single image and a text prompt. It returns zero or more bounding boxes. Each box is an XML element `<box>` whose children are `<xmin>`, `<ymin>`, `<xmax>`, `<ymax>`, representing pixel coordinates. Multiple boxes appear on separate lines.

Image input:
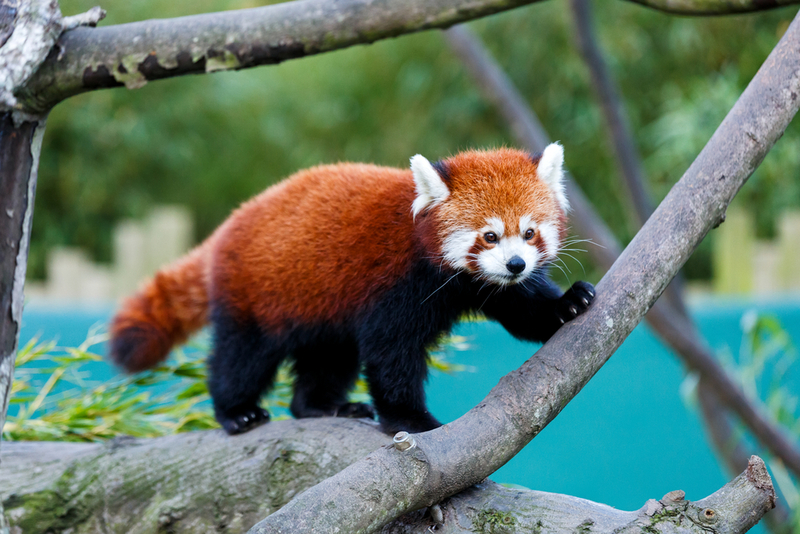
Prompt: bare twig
<box><xmin>570</xmin><ymin>0</ymin><xmax>654</xmax><ymax>227</ymax></box>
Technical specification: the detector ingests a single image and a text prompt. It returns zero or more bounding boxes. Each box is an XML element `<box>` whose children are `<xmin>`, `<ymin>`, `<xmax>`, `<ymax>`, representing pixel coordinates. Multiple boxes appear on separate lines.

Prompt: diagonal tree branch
<box><xmin>250</xmin><ymin>11</ymin><xmax>800</xmax><ymax>532</ymax></box>
<box><xmin>570</xmin><ymin>0</ymin><xmax>654</xmax><ymax>228</ymax></box>
<box><xmin>444</xmin><ymin>21</ymin><xmax>800</xmax><ymax>482</ymax></box>
<box><xmin>569</xmin><ymin>0</ymin><xmax>691</xmax><ymax>319</ymax></box>
<box><xmin>566</xmin><ymin>1</ymin><xmax>796</xmax><ymax>529</ymax></box>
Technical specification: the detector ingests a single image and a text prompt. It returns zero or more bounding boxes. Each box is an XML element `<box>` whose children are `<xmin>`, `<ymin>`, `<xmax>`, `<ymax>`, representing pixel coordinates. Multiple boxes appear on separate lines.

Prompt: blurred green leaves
<box><xmin>5</xmin><ymin>332</ymin><xmax>220</xmax><ymax>441</ymax></box>
<box><xmin>5</xmin><ymin>328</ymin><xmax>467</xmax><ymax>442</ymax></box>
<box><xmin>33</xmin><ymin>0</ymin><xmax>800</xmax><ymax>287</ymax></box>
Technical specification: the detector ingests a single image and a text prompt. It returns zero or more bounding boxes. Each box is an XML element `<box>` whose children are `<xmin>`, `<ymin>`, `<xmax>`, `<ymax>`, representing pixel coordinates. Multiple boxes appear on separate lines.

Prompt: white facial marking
<box><xmin>410</xmin><ymin>154</ymin><xmax>449</xmax><ymax>219</ymax></box>
<box><xmin>538</xmin><ymin>142</ymin><xmax>569</xmax><ymax>212</ymax></box>
<box><xmin>481</xmin><ymin>217</ymin><xmax>504</xmax><ymax>238</ymax></box>
<box><xmin>475</xmin><ymin>216</ymin><xmax>541</xmax><ymax>286</ymax></box>
<box><xmin>442</xmin><ymin>228</ymin><xmax>478</xmax><ymax>270</ymax></box>
<box><xmin>519</xmin><ymin>215</ymin><xmax>534</xmax><ymax>235</ymax></box>
<box><xmin>538</xmin><ymin>221</ymin><xmax>560</xmax><ymax>259</ymax></box>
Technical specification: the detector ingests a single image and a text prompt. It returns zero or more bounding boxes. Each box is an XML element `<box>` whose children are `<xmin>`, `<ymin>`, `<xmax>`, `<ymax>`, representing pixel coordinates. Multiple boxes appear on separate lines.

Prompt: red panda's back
<box><xmin>210</xmin><ymin>163</ymin><xmax>420</xmax><ymax>330</ymax></box>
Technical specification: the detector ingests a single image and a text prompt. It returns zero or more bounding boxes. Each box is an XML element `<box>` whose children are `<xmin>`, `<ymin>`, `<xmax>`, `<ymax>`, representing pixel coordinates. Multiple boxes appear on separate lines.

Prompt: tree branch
<box><xmin>248</xmin><ymin>11</ymin><xmax>800</xmax><ymax>531</ymax></box>
<box><xmin>566</xmin><ymin>2</ymin><xmax>796</xmax><ymax>529</ymax></box>
<box><xmin>0</xmin><ymin>0</ymin><xmax>62</xmax><ymax>109</ymax></box>
<box><xmin>626</xmin><ymin>0</ymin><xmax>800</xmax><ymax>15</ymax></box>
<box><xmin>698</xmin><ymin>382</ymin><xmax>793</xmax><ymax>532</ymax></box>
<box><xmin>0</xmin><ymin>419</ymin><xmax>777</xmax><ymax>533</ymax></box>
<box><xmin>15</xmin><ymin>0</ymin><xmax>800</xmax><ymax>113</ymax></box>
<box><xmin>444</xmin><ymin>22</ymin><xmax>800</xmax><ymax>482</ymax></box>
<box><xmin>0</xmin><ymin>111</ymin><xmax>47</xmax><ymax>447</ymax></box>
<box><xmin>15</xmin><ymin>0</ymin><xmax>559</xmax><ymax>113</ymax></box>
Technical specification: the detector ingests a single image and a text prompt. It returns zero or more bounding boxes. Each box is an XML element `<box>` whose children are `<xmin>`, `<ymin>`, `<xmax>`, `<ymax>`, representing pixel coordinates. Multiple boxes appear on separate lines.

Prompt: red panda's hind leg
<box><xmin>207</xmin><ymin>307</ymin><xmax>282</xmax><ymax>435</ymax></box>
<box><xmin>361</xmin><ymin>344</ymin><xmax>442</xmax><ymax>435</ymax></box>
<box><xmin>289</xmin><ymin>340</ymin><xmax>375</xmax><ymax>420</ymax></box>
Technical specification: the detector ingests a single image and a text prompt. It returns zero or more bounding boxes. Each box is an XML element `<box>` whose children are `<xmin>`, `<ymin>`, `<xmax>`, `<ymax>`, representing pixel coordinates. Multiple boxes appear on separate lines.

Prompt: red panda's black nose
<box><xmin>507</xmin><ymin>256</ymin><xmax>526</xmax><ymax>275</ymax></box>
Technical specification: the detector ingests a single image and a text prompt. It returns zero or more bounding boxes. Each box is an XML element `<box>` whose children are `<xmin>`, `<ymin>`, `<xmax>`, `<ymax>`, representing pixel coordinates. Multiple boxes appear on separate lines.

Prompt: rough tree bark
<box><xmin>0</xmin><ymin>419</ymin><xmax>778</xmax><ymax>533</ymax></box>
<box><xmin>0</xmin><ymin>0</ymin><xmax>76</xmax><ymax>529</ymax></box>
<box><xmin>565</xmin><ymin>1</ymin><xmax>795</xmax><ymax>529</ymax></box>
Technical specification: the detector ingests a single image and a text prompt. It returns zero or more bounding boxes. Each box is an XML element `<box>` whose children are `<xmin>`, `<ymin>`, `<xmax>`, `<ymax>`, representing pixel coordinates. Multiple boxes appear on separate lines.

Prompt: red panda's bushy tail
<box><xmin>109</xmin><ymin>241</ymin><xmax>213</xmax><ymax>372</ymax></box>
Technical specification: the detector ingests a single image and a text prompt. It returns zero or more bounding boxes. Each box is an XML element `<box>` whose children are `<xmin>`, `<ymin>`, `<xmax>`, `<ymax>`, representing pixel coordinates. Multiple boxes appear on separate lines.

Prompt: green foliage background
<box><xmin>32</xmin><ymin>0</ymin><xmax>800</xmax><ymax>284</ymax></box>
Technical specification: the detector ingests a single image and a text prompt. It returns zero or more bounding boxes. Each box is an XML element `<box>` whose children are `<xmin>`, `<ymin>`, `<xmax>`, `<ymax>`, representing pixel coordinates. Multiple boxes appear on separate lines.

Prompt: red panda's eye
<box><xmin>484</xmin><ymin>232</ymin><xmax>498</xmax><ymax>243</ymax></box>
<box><xmin>525</xmin><ymin>228</ymin><xmax>535</xmax><ymax>240</ymax></box>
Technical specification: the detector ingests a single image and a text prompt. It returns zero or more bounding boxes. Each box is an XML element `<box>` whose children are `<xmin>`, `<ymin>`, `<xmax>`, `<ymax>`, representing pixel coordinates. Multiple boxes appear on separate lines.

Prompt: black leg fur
<box><xmin>481</xmin><ymin>278</ymin><xmax>595</xmax><ymax>343</ymax></box>
<box><xmin>290</xmin><ymin>340</ymin><xmax>375</xmax><ymax>420</ymax></box>
<box><xmin>356</xmin><ymin>262</ymin><xmax>469</xmax><ymax>434</ymax></box>
<box><xmin>208</xmin><ymin>307</ymin><xmax>282</xmax><ymax>435</ymax></box>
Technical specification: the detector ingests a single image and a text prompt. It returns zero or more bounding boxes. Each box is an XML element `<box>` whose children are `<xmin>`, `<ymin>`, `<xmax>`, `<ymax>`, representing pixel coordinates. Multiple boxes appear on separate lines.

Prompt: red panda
<box><xmin>109</xmin><ymin>143</ymin><xmax>594</xmax><ymax>435</ymax></box>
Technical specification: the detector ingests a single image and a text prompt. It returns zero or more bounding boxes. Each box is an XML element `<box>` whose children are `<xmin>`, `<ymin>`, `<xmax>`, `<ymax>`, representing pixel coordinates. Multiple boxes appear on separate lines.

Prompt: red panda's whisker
<box><xmin>420</xmin><ymin>272</ymin><xmax>462</xmax><ymax>304</ymax></box>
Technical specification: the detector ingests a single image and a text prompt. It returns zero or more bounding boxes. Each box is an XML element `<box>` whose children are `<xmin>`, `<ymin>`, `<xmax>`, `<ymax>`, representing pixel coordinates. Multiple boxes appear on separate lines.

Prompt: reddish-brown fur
<box><xmin>110</xmin><ymin>148</ymin><xmax>562</xmax><ymax>372</ymax></box>
<box><xmin>110</xmin><ymin>243</ymin><xmax>212</xmax><ymax>371</ymax></box>
<box><xmin>211</xmin><ymin>163</ymin><xmax>419</xmax><ymax>332</ymax></box>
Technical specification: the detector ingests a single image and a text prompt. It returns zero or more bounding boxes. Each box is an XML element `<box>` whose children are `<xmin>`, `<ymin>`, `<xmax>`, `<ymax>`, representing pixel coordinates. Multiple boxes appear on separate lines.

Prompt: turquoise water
<box><xmin>15</xmin><ymin>297</ymin><xmax>800</xmax><ymax>519</ymax></box>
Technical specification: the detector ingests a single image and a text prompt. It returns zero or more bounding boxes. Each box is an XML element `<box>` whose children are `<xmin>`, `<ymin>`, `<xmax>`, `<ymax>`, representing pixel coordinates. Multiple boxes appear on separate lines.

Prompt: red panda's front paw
<box><xmin>556</xmin><ymin>281</ymin><xmax>595</xmax><ymax>324</ymax></box>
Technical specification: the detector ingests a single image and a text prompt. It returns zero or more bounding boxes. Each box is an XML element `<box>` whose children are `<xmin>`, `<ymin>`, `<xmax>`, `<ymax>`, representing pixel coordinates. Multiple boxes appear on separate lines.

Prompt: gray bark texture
<box><xmin>0</xmin><ymin>419</ymin><xmax>778</xmax><ymax>534</ymax></box>
<box><xmin>13</xmin><ymin>0</ymin><xmax>800</xmax><ymax>113</ymax></box>
<box><xmin>16</xmin><ymin>0</ymin><xmax>557</xmax><ymax>113</ymax></box>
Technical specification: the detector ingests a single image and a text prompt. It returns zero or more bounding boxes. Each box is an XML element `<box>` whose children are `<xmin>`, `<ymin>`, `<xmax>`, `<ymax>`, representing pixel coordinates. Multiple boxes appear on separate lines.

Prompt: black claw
<box><xmin>569</xmin><ymin>305</ymin><xmax>578</xmax><ymax>316</ymax></box>
<box><xmin>337</xmin><ymin>402</ymin><xmax>376</xmax><ymax>419</ymax></box>
<box><xmin>218</xmin><ymin>405</ymin><xmax>270</xmax><ymax>435</ymax></box>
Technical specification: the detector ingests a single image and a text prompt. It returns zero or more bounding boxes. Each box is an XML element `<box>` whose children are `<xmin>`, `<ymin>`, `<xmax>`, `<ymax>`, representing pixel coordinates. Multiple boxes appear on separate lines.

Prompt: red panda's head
<box><xmin>410</xmin><ymin>144</ymin><xmax>568</xmax><ymax>286</ymax></box>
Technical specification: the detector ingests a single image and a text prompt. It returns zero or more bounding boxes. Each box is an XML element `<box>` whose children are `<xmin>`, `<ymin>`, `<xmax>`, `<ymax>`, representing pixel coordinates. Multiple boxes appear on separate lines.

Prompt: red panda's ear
<box><xmin>538</xmin><ymin>142</ymin><xmax>569</xmax><ymax>212</ymax></box>
<box><xmin>410</xmin><ymin>154</ymin><xmax>450</xmax><ymax>218</ymax></box>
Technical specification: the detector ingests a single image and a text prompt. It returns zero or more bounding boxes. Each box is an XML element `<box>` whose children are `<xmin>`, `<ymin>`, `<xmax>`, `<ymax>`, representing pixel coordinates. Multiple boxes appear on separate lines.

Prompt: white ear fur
<box><xmin>538</xmin><ymin>142</ymin><xmax>569</xmax><ymax>212</ymax></box>
<box><xmin>410</xmin><ymin>154</ymin><xmax>449</xmax><ymax>218</ymax></box>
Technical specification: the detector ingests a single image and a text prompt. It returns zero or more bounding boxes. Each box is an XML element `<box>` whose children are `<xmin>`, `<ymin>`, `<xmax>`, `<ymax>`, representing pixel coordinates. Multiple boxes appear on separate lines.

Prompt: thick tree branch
<box><xmin>15</xmin><ymin>0</ymin><xmax>559</xmax><ymax>113</ymax></box>
<box><xmin>0</xmin><ymin>419</ymin><xmax>777</xmax><ymax>533</ymax></box>
<box><xmin>0</xmin><ymin>112</ymin><xmax>47</xmax><ymax>446</ymax></box>
<box><xmin>15</xmin><ymin>0</ymin><xmax>800</xmax><ymax>113</ymax></box>
<box><xmin>249</xmin><ymin>12</ymin><xmax>800</xmax><ymax>532</ymax></box>
<box><xmin>0</xmin><ymin>0</ymin><xmax>61</xmax><ymax>109</ymax></box>
<box><xmin>566</xmin><ymin>2</ymin><xmax>796</xmax><ymax>529</ymax></box>
<box><xmin>444</xmin><ymin>23</ymin><xmax>800</xmax><ymax>482</ymax></box>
